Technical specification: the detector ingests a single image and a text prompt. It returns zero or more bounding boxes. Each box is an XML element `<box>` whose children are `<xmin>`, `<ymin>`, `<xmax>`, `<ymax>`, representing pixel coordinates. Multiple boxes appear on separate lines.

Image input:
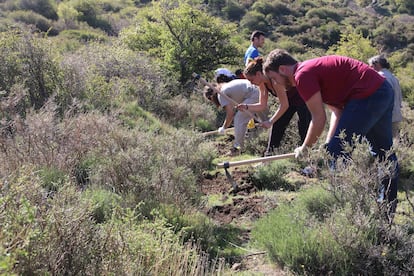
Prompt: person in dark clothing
<box><xmin>238</xmin><ymin>57</ymin><xmax>311</xmax><ymax>155</ymax></box>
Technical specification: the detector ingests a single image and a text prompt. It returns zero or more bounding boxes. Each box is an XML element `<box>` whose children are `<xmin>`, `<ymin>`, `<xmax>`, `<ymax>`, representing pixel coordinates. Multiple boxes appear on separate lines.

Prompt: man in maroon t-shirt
<box><xmin>263</xmin><ymin>49</ymin><xmax>398</xmax><ymax>214</ymax></box>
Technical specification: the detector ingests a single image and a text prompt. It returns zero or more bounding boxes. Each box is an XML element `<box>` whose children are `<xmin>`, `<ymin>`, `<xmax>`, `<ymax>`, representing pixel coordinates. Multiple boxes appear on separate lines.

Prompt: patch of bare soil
<box><xmin>201</xmin><ymin>170</ymin><xmax>274</xmax><ymax>225</ymax></box>
<box><xmin>200</xmin><ymin>150</ymin><xmax>289</xmax><ymax>275</ymax></box>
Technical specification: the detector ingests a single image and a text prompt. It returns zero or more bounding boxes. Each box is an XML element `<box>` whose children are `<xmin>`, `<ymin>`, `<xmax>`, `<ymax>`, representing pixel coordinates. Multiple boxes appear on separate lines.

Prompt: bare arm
<box><xmin>260</xmin><ymin>80</ymin><xmax>289</xmax><ymax>129</ymax></box>
<box><xmin>302</xmin><ymin>91</ymin><xmax>326</xmax><ymax>147</ymax></box>
<box><xmin>221</xmin><ymin>104</ymin><xmax>235</xmax><ymax>129</ymax></box>
<box><xmin>325</xmin><ymin>105</ymin><xmax>343</xmax><ymax>144</ymax></box>
<box><xmin>268</xmin><ymin>80</ymin><xmax>289</xmax><ymax>124</ymax></box>
<box><xmin>238</xmin><ymin>83</ymin><xmax>269</xmax><ymax>112</ymax></box>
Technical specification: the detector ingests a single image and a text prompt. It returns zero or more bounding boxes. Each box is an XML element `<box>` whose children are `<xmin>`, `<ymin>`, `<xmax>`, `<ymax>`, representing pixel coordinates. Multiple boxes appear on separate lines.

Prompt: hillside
<box><xmin>0</xmin><ymin>0</ymin><xmax>413</xmax><ymax>275</ymax></box>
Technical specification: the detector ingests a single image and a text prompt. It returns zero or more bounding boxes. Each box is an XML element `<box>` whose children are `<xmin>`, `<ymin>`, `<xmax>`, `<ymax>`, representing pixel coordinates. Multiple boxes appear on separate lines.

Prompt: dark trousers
<box><xmin>326</xmin><ymin>81</ymin><xmax>398</xmax><ymax>207</ymax></box>
<box><xmin>267</xmin><ymin>104</ymin><xmax>311</xmax><ymax>153</ymax></box>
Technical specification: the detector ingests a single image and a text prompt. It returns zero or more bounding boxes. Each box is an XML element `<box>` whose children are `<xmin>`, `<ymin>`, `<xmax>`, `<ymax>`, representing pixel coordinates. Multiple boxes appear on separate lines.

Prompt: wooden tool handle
<box><xmin>217</xmin><ymin>153</ymin><xmax>295</xmax><ymax>168</ymax></box>
<box><xmin>202</xmin><ymin>127</ymin><xmax>235</xmax><ymax>136</ymax></box>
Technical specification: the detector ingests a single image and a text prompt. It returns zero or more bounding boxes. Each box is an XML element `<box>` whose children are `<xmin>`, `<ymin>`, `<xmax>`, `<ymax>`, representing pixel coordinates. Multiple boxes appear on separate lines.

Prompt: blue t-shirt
<box><xmin>244</xmin><ymin>45</ymin><xmax>259</xmax><ymax>65</ymax></box>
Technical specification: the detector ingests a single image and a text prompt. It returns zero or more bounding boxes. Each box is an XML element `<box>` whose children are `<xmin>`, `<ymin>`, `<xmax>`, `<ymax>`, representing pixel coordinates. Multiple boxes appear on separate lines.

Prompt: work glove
<box><xmin>217</xmin><ymin>126</ymin><xmax>226</xmax><ymax>135</ymax></box>
<box><xmin>260</xmin><ymin>120</ymin><xmax>273</xmax><ymax>129</ymax></box>
<box><xmin>294</xmin><ymin>145</ymin><xmax>308</xmax><ymax>159</ymax></box>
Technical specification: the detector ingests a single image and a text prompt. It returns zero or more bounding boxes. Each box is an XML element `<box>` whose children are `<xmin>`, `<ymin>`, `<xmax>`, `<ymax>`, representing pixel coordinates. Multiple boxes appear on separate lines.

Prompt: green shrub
<box><xmin>223</xmin><ymin>0</ymin><xmax>245</xmax><ymax>21</ymax></box>
<box><xmin>239</xmin><ymin>11</ymin><xmax>268</xmax><ymax>33</ymax></box>
<box><xmin>0</xmin><ymin>30</ymin><xmax>62</xmax><ymax>109</ymax></box>
<box><xmin>249</xmin><ymin>159</ymin><xmax>299</xmax><ymax>191</ymax></box>
<box><xmin>59</xmin><ymin>29</ymin><xmax>107</xmax><ymax>43</ymax></box>
<box><xmin>252</xmin><ymin>199</ymin><xmax>350</xmax><ymax>275</ymax></box>
<box><xmin>9</xmin><ymin>10</ymin><xmax>57</xmax><ymax>34</ymax></box>
<box><xmin>37</xmin><ymin>166</ymin><xmax>69</xmax><ymax>193</ymax></box>
<box><xmin>396</xmin><ymin>65</ymin><xmax>414</xmax><ymax>108</ymax></box>
<box><xmin>118</xmin><ymin>101</ymin><xmax>164</xmax><ymax>131</ymax></box>
<box><xmin>194</xmin><ymin>118</ymin><xmax>213</xmax><ymax>132</ymax></box>
<box><xmin>82</xmin><ymin>188</ymin><xmax>122</xmax><ymax>223</ymax></box>
<box><xmin>155</xmin><ymin>204</ymin><xmax>217</xmax><ymax>251</ymax></box>
<box><xmin>294</xmin><ymin>186</ymin><xmax>337</xmax><ymax>221</ymax></box>
<box><xmin>73</xmin><ymin>0</ymin><xmax>113</xmax><ymax>34</ymax></box>
<box><xmin>19</xmin><ymin>0</ymin><xmax>58</xmax><ymax>20</ymax></box>
<box><xmin>277</xmin><ymin>39</ymin><xmax>307</xmax><ymax>54</ymax></box>
<box><xmin>60</xmin><ymin>42</ymin><xmax>180</xmax><ymax>114</ymax></box>
<box><xmin>90</xmin><ymin>127</ymin><xmax>215</xmax><ymax>208</ymax></box>
<box><xmin>99</xmin><ymin>211</ymin><xmax>225</xmax><ymax>275</ymax></box>
<box><xmin>305</xmin><ymin>7</ymin><xmax>342</xmax><ymax>22</ymax></box>
<box><xmin>0</xmin><ymin>167</ymin><xmax>44</xmax><ymax>275</ymax></box>
<box><xmin>164</xmin><ymin>94</ymin><xmax>216</xmax><ymax>129</ymax></box>
<box><xmin>328</xmin><ymin>27</ymin><xmax>377</xmax><ymax>62</ymax></box>
<box><xmin>154</xmin><ymin>204</ymin><xmax>248</xmax><ymax>260</ymax></box>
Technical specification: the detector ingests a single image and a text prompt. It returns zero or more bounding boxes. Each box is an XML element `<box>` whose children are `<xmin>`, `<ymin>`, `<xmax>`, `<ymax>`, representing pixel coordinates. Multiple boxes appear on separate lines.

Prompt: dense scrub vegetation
<box><xmin>0</xmin><ymin>0</ymin><xmax>413</xmax><ymax>274</ymax></box>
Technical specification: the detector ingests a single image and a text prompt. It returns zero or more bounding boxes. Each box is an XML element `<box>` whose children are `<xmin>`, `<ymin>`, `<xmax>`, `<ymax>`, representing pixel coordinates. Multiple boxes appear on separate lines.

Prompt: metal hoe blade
<box><xmin>223</xmin><ymin>161</ymin><xmax>238</xmax><ymax>192</ymax></box>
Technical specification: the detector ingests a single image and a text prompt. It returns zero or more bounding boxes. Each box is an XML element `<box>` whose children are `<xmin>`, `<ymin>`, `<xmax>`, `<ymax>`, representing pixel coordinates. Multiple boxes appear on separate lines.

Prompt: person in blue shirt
<box><xmin>244</xmin><ymin>30</ymin><xmax>265</xmax><ymax>66</ymax></box>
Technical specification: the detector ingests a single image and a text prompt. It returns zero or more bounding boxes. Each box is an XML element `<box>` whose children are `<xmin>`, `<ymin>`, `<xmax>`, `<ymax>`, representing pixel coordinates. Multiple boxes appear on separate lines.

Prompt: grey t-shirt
<box><xmin>218</xmin><ymin>79</ymin><xmax>259</xmax><ymax>107</ymax></box>
<box><xmin>379</xmin><ymin>69</ymin><xmax>403</xmax><ymax>123</ymax></box>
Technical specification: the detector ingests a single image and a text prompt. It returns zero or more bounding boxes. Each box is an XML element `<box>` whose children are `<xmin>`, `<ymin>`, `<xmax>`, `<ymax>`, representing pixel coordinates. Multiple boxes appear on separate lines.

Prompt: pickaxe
<box><xmin>217</xmin><ymin>152</ymin><xmax>295</xmax><ymax>193</ymax></box>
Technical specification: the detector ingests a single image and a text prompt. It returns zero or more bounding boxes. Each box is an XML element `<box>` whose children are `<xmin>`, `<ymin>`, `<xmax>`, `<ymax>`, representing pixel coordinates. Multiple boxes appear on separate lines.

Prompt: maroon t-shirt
<box><xmin>294</xmin><ymin>55</ymin><xmax>385</xmax><ymax>109</ymax></box>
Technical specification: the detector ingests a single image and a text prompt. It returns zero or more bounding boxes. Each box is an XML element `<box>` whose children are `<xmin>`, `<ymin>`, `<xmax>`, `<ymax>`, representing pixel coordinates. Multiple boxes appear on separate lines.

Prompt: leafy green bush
<box><xmin>37</xmin><ymin>166</ymin><xmax>69</xmax><ymax>193</ymax></box>
<box><xmin>56</xmin><ymin>41</ymin><xmax>185</xmax><ymax>117</ymax></box>
<box><xmin>154</xmin><ymin>204</ymin><xmax>248</xmax><ymax>260</ymax></box>
<box><xmin>328</xmin><ymin>27</ymin><xmax>377</xmax><ymax>62</ymax></box>
<box><xmin>0</xmin><ymin>30</ymin><xmax>62</xmax><ymax>109</ymax></box>
<box><xmin>305</xmin><ymin>7</ymin><xmax>342</xmax><ymax>22</ymax></box>
<box><xmin>72</xmin><ymin>0</ymin><xmax>113</xmax><ymax>34</ymax></box>
<box><xmin>121</xmin><ymin>1</ymin><xmax>240</xmax><ymax>84</ymax></box>
<box><xmin>164</xmin><ymin>94</ymin><xmax>217</xmax><ymax>129</ymax></box>
<box><xmin>395</xmin><ymin>65</ymin><xmax>414</xmax><ymax>108</ymax></box>
<box><xmin>252</xmin><ymin>196</ymin><xmax>350</xmax><ymax>275</ymax></box>
<box><xmin>9</xmin><ymin>10</ymin><xmax>57</xmax><ymax>34</ymax></box>
<box><xmin>19</xmin><ymin>0</ymin><xmax>58</xmax><ymax>20</ymax></box>
<box><xmin>59</xmin><ymin>29</ymin><xmax>107</xmax><ymax>43</ymax></box>
<box><xmin>249</xmin><ymin>159</ymin><xmax>300</xmax><ymax>191</ymax></box>
<box><xmin>223</xmin><ymin>0</ymin><xmax>245</xmax><ymax>21</ymax></box>
<box><xmin>294</xmin><ymin>186</ymin><xmax>337</xmax><ymax>221</ymax></box>
<box><xmin>118</xmin><ymin>101</ymin><xmax>165</xmax><ymax>131</ymax></box>
<box><xmin>82</xmin><ymin>188</ymin><xmax>122</xmax><ymax>223</ymax></box>
<box><xmin>396</xmin><ymin>0</ymin><xmax>414</xmax><ymax>15</ymax></box>
<box><xmin>276</xmin><ymin>39</ymin><xmax>307</xmax><ymax>54</ymax></box>
<box><xmin>239</xmin><ymin>10</ymin><xmax>268</xmax><ymax>33</ymax></box>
